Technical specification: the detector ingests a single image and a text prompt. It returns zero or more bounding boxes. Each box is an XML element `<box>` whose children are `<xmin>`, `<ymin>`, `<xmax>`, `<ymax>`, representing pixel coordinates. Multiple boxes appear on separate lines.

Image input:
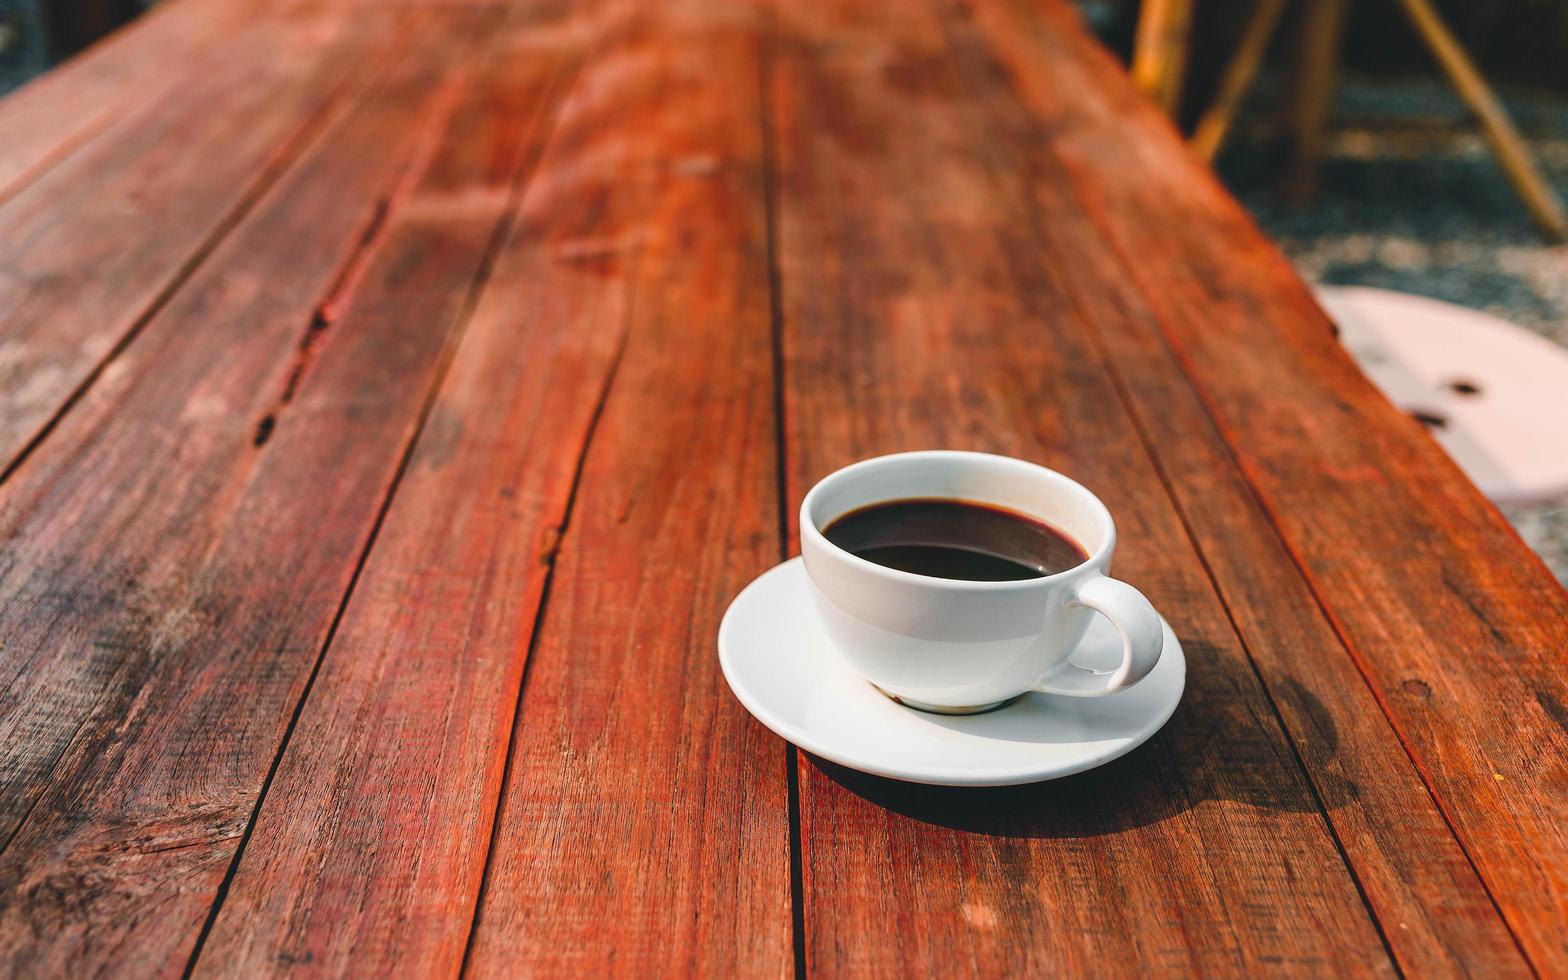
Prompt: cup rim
<box><xmin>798</xmin><ymin>450</ymin><xmax>1116</xmax><ymax>592</ymax></box>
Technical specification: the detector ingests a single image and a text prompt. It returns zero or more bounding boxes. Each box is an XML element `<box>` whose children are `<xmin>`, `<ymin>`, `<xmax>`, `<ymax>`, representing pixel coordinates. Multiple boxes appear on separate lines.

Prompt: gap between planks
<box><xmin>455</xmin><ymin>267</ymin><xmax>633</xmax><ymax>980</ymax></box>
<box><xmin>756</xmin><ymin>7</ymin><xmax>810</xmax><ymax>977</ymax></box>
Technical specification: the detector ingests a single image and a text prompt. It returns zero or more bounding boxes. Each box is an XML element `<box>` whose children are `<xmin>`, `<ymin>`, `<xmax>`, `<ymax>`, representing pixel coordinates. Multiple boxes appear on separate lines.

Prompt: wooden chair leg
<box><xmin>1394</xmin><ymin>0</ymin><xmax>1568</xmax><ymax>241</ymax></box>
<box><xmin>1131</xmin><ymin>0</ymin><xmax>1195</xmax><ymax>116</ymax></box>
<box><xmin>1191</xmin><ymin>0</ymin><xmax>1289</xmax><ymax>162</ymax></box>
<box><xmin>1283</xmin><ymin>0</ymin><xmax>1349</xmax><ymax>203</ymax></box>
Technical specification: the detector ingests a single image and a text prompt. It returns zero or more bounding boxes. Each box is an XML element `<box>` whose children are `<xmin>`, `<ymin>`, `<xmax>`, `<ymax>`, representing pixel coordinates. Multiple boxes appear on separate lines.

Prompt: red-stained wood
<box><xmin>0</xmin><ymin>0</ymin><xmax>252</xmax><ymax>197</ymax></box>
<box><xmin>0</xmin><ymin>0</ymin><xmax>1563</xmax><ymax>972</ymax></box>
<box><xmin>768</xmin><ymin>0</ymin><xmax>1397</xmax><ymax>973</ymax></box>
<box><xmin>462</xmin><ymin>2</ymin><xmax>793</xmax><ymax>974</ymax></box>
<box><xmin>0</xmin><ymin>10</ymin><xmax>508</xmax><ymax>974</ymax></box>
<box><xmin>189</xmin><ymin>4</ymin><xmax>609</xmax><ymax>975</ymax></box>
<box><xmin>0</xmin><ymin>3</ymin><xmax>408</xmax><ymax>477</ymax></box>
<box><xmin>966</xmin><ymin>0</ymin><xmax>1568</xmax><ymax>969</ymax></box>
<box><xmin>927</xmin><ymin>2</ymin><xmax>1529</xmax><ymax>973</ymax></box>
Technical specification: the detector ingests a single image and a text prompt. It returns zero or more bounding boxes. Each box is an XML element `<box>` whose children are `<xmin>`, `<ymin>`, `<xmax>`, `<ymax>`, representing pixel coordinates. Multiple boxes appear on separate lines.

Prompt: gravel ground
<box><xmin>1217</xmin><ymin>74</ymin><xmax>1568</xmax><ymax>584</ymax></box>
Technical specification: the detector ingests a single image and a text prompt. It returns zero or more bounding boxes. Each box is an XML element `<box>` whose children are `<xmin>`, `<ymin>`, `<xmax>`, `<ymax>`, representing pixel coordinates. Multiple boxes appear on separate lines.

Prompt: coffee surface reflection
<box><xmin>822</xmin><ymin>498</ymin><xmax>1088</xmax><ymax>582</ymax></box>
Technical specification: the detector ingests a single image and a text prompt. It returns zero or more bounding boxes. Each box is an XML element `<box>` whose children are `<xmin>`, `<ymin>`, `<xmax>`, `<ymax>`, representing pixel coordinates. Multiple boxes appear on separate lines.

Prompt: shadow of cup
<box><xmin>809</xmin><ymin>665</ymin><xmax>1359</xmax><ymax>839</ymax></box>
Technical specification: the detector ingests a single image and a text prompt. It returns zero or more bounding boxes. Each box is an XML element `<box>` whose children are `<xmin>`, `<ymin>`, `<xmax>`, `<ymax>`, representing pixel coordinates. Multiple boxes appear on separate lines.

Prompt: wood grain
<box><xmin>967</xmin><ymin>0</ymin><xmax>1568</xmax><ymax>969</ymax></box>
<box><xmin>0</xmin><ymin>10</ymin><xmax>505</xmax><ymax>974</ymax></box>
<box><xmin>462</xmin><ymin>2</ymin><xmax>793</xmax><ymax>974</ymax></box>
<box><xmin>0</xmin><ymin>0</ymin><xmax>1562</xmax><ymax>971</ymax></box>
<box><xmin>189</xmin><ymin>3</ymin><xmax>610</xmax><ymax>975</ymax></box>
<box><xmin>768</xmin><ymin>0</ymin><xmax>1395</xmax><ymax>973</ymax></box>
<box><xmin>0</xmin><ymin>0</ymin><xmax>252</xmax><ymax>198</ymax></box>
<box><xmin>0</xmin><ymin>2</ymin><xmax>409</xmax><ymax>478</ymax></box>
<box><xmin>927</xmin><ymin>3</ymin><xmax>1530</xmax><ymax>973</ymax></box>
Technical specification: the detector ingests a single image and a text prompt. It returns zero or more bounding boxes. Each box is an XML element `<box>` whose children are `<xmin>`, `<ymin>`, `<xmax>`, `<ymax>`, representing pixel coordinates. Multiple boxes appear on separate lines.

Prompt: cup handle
<box><xmin>1033</xmin><ymin>574</ymin><xmax>1164</xmax><ymax>698</ymax></box>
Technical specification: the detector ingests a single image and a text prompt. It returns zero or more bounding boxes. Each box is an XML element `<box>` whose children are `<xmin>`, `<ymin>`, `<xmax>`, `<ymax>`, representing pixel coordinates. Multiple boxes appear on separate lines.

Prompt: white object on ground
<box><xmin>1316</xmin><ymin>285</ymin><xmax>1568</xmax><ymax>504</ymax></box>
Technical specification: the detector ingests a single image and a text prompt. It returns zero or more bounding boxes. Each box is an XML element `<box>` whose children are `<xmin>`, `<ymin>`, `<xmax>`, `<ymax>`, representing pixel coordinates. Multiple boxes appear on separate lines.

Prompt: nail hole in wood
<box><xmin>1447</xmin><ymin>379</ymin><xmax>1482</xmax><ymax>396</ymax></box>
<box><xmin>1410</xmin><ymin>410</ymin><xmax>1447</xmax><ymax>430</ymax></box>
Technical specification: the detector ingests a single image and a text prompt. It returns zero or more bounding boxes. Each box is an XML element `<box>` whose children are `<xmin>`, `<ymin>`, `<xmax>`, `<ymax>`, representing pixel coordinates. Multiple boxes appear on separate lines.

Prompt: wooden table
<box><xmin>2</xmin><ymin>0</ymin><xmax>1564</xmax><ymax>975</ymax></box>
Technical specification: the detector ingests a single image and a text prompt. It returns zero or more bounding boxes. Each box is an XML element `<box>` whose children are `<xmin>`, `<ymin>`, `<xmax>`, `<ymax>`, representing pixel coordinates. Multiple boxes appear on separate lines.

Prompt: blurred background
<box><xmin>1082</xmin><ymin>0</ymin><xmax>1568</xmax><ymax>581</ymax></box>
<box><xmin>1</xmin><ymin>0</ymin><xmax>149</xmax><ymax>91</ymax></box>
<box><xmin>5</xmin><ymin>0</ymin><xmax>1566</xmax><ymax>580</ymax></box>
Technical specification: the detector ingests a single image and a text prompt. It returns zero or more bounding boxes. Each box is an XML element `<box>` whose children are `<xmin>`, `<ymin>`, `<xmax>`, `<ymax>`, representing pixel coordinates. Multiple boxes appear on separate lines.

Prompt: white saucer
<box><xmin>718</xmin><ymin>558</ymin><xmax>1186</xmax><ymax>787</ymax></box>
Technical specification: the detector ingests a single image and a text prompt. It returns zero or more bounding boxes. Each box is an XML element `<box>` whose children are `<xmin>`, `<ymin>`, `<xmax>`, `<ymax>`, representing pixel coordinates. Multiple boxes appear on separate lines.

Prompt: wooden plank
<box><xmin>0</xmin><ymin>0</ymin><xmax>252</xmax><ymax>198</ymax></box>
<box><xmin>463</xmin><ymin>2</ymin><xmax>793</xmax><ymax>974</ymax></box>
<box><xmin>934</xmin><ymin>3</ymin><xmax>1528</xmax><ymax>973</ymax></box>
<box><xmin>0</xmin><ymin>2</ymin><xmax>406</xmax><ymax>480</ymax></box>
<box><xmin>767</xmin><ymin>0</ymin><xmax>1396</xmax><ymax>973</ymax></box>
<box><xmin>966</xmin><ymin>0</ymin><xmax>1568</xmax><ymax>970</ymax></box>
<box><xmin>188</xmin><ymin>5</ymin><xmax>610</xmax><ymax>976</ymax></box>
<box><xmin>0</xmin><ymin>10</ymin><xmax>508</xmax><ymax>975</ymax></box>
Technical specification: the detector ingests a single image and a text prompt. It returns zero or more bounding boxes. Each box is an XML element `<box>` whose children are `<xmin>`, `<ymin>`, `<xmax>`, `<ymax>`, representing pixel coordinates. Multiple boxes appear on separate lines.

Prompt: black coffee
<box><xmin>822</xmin><ymin>498</ymin><xmax>1088</xmax><ymax>582</ymax></box>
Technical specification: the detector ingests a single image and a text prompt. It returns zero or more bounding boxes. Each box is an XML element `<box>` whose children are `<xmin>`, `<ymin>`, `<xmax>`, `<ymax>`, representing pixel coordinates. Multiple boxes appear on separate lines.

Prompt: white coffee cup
<box><xmin>800</xmin><ymin>451</ymin><xmax>1163</xmax><ymax>714</ymax></box>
